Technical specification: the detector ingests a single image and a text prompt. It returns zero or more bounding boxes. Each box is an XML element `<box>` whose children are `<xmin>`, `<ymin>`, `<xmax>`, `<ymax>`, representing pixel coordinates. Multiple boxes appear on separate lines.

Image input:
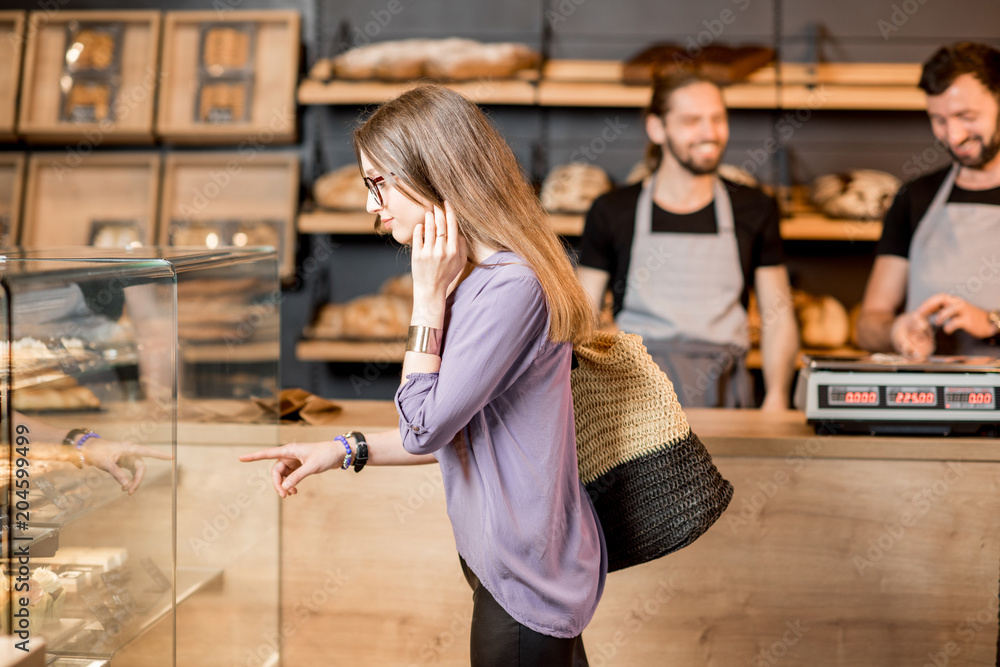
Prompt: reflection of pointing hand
<box><xmin>83</xmin><ymin>440</ymin><xmax>172</xmax><ymax>496</ymax></box>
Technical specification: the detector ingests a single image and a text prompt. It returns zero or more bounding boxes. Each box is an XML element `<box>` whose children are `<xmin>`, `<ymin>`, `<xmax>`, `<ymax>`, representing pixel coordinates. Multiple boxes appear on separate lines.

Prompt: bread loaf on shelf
<box><xmin>540</xmin><ymin>163</ymin><xmax>612</xmax><ymax>213</ymax></box>
<box><xmin>793</xmin><ymin>289</ymin><xmax>850</xmax><ymax>349</ymax></box>
<box><xmin>324</xmin><ymin>38</ymin><xmax>540</xmax><ymax>82</ymax></box>
<box><xmin>313</xmin><ymin>164</ymin><xmax>370</xmax><ymax>211</ymax></box>
<box><xmin>811</xmin><ymin>169</ymin><xmax>901</xmax><ymax>221</ymax></box>
<box><xmin>747</xmin><ymin>289</ymin><xmax>852</xmax><ymax>349</ymax></box>
<box><xmin>623</xmin><ymin>43</ymin><xmax>774</xmax><ymax>84</ymax></box>
<box><xmin>308</xmin><ymin>274</ymin><xmax>414</xmax><ymax>340</ymax></box>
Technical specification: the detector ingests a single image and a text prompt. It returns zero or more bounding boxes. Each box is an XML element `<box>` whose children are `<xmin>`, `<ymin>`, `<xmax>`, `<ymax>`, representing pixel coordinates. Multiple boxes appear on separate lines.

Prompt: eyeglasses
<box><xmin>363</xmin><ymin>175</ymin><xmax>387</xmax><ymax>207</ymax></box>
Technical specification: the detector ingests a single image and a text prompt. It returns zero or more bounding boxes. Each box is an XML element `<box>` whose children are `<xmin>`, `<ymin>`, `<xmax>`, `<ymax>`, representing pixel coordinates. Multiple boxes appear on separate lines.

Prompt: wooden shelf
<box><xmin>181</xmin><ymin>340</ymin><xmax>278</xmax><ymax>363</ymax></box>
<box><xmin>780</xmin><ymin>185</ymin><xmax>884</xmax><ymax>241</ymax></box>
<box><xmin>299</xmin><ymin>61</ymin><xmax>926</xmax><ymax>111</ymax></box>
<box><xmin>537</xmin><ymin>60</ymin><xmax>923</xmax><ymax>110</ymax></box>
<box><xmin>781</xmin><ymin>213</ymin><xmax>882</xmax><ymax>241</ymax></box>
<box><xmin>297</xmin><ymin>209</ymin><xmax>585</xmax><ymax>236</ymax></box>
<box><xmin>298</xmin><ymin>77</ymin><xmax>536</xmax><ymax>106</ymax></box>
<box><xmin>297</xmin><ymin>210</ymin><xmax>377</xmax><ymax>234</ymax></box>
<box><xmin>297</xmin><ymin>338</ymin><xmax>405</xmax><ymax>363</ymax></box>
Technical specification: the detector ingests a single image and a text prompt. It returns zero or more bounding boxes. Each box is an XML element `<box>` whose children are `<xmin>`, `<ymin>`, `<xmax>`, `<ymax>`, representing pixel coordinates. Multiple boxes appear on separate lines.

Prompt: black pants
<box><xmin>460</xmin><ymin>556</ymin><xmax>589</xmax><ymax>667</ymax></box>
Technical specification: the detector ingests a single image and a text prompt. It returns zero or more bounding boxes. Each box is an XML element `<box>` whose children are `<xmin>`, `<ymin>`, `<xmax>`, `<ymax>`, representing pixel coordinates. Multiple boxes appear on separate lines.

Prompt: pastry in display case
<box><xmin>88</xmin><ymin>221</ymin><xmax>145</xmax><ymax>250</ymax></box>
<box><xmin>2</xmin><ymin>247</ymin><xmax>280</xmax><ymax>666</ymax></box>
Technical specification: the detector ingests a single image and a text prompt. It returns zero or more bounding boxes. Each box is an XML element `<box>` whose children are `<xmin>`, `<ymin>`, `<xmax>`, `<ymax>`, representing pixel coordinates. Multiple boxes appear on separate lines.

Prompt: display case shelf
<box><xmin>49</xmin><ymin>567</ymin><xmax>222</xmax><ymax>661</ymax></box>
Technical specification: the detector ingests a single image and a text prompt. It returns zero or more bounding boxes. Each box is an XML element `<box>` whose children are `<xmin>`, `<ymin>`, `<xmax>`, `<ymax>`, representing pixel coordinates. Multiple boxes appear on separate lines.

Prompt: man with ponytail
<box><xmin>578</xmin><ymin>71</ymin><xmax>799</xmax><ymax>409</ymax></box>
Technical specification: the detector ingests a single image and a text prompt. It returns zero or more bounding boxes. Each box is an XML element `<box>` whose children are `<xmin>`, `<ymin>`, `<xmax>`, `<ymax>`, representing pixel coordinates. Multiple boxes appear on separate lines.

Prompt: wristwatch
<box><xmin>347</xmin><ymin>431</ymin><xmax>369</xmax><ymax>473</ymax></box>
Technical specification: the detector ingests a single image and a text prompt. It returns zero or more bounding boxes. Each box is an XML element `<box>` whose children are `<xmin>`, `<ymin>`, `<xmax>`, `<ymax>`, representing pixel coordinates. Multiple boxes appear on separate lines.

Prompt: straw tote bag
<box><xmin>572</xmin><ymin>331</ymin><xmax>734</xmax><ymax>572</ymax></box>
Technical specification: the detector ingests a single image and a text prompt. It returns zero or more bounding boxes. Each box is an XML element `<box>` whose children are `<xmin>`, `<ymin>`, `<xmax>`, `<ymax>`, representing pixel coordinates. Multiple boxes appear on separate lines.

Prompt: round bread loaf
<box><xmin>312</xmin><ymin>295</ymin><xmax>411</xmax><ymax>339</ymax></box>
<box><xmin>314</xmin><ymin>165</ymin><xmax>370</xmax><ymax>211</ymax></box>
<box><xmin>811</xmin><ymin>169</ymin><xmax>901</xmax><ymax>221</ymax></box>
<box><xmin>540</xmin><ymin>163</ymin><xmax>612</xmax><ymax>213</ymax></box>
<box><xmin>793</xmin><ymin>289</ymin><xmax>850</xmax><ymax>348</ymax></box>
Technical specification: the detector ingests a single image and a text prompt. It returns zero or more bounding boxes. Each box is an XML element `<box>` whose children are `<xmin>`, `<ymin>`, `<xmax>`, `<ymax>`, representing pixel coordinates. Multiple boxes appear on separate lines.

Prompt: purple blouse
<box><xmin>394</xmin><ymin>251</ymin><xmax>607</xmax><ymax>638</ymax></box>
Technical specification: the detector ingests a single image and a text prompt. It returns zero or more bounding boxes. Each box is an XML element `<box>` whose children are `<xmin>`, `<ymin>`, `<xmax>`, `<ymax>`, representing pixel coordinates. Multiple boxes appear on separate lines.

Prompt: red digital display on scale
<box><xmin>887</xmin><ymin>387</ymin><xmax>937</xmax><ymax>406</ymax></box>
<box><xmin>826</xmin><ymin>386</ymin><xmax>880</xmax><ymax>407</ymax></box>
<box><xmin>944</xmin><ymin>387</ymin><xmax>995</xmax><ymax>410</ymax></box>
<box><xmin>824</xmin><ymin>385</ymin><xmax>997</xmax><ymax>410</ymax></box>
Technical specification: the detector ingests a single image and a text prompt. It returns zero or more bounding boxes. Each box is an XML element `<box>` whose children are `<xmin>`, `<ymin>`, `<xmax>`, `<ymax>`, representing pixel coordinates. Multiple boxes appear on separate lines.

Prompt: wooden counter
<box><xmin>268</xmin><ymin>402</ymin><xmax>1000</xmax><ymax>666</ymax></box>
<box><xmin>279</xmin><ymin>401</ymin><xmax>1000</xmax><ymax>462</ymax></box>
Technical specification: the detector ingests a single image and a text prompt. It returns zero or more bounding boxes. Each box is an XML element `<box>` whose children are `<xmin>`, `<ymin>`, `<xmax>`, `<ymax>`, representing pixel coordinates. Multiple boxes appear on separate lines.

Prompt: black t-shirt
<box><xmin>577</xmin><ymin>179</ymin><xmax>785</xmax><ymax>314</ymax></box>
<box><xmin>878</xmin><ymin>165</ymin><xmax>1000</xmax><ymax>258</ymax></box>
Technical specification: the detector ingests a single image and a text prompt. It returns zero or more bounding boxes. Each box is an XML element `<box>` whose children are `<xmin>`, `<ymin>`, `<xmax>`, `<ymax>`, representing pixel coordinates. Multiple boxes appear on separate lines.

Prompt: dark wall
<box><xmin>3</xmin><ymin>0</ymin><xmax>998</xmax><ymax>399</ymax></box>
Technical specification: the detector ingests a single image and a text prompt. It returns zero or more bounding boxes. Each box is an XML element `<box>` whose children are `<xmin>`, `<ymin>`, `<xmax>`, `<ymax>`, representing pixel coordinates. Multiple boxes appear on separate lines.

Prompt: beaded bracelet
<box><xmin>76</xmin><ymin>431</ymin><xmax>100</xmax><ymax>448</ymax></box>
<box><xmin>334</xmin><ymin>435</ymin><xmax>352</xmax><ymax>470</ymax></box>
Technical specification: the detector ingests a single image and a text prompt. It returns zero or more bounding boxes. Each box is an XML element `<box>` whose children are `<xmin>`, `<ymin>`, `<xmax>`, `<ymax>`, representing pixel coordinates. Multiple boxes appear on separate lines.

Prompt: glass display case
<box><xmin>1</xmin><ymin>248</ymin><xmax>280</xmax><ymax>667</ymax></box>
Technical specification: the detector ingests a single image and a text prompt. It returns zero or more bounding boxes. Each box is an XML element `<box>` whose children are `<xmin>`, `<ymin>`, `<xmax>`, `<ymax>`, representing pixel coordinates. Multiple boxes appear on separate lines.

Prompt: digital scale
<box><xmin>796</xmin><ymin>354</ymin><xmax>1000</xmax><ymax>436</ymax></box>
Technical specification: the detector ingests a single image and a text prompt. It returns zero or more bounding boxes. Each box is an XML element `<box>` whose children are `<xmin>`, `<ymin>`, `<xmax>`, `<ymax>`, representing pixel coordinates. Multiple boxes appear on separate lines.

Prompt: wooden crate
<box><xmin>158</xmin><ymin>10</ymin><xmax>299</xmax><ymax>144</ymax></box>
<box><xmin>21</xmin><ymin>152</ymin><xmax>160</xmax><ymax>246</ymax></box>
<box><xmin>0</xmin><ymin>12</ymin><xmax>25</xmax><ymax>141</ymax></box>
<box><xmin>17</xmin><ymin>11</ymin><xmax>160</xmax><ymax>143</ymax></box>
<box><xmin>160</xmin><ymin>152</ymin><xmax>299</xmax><ymax>278</ymax></box>
<box><xmin>0</xmin><ymin>152</ymin><xmax>25</xmax><ymax>246</ymax></box>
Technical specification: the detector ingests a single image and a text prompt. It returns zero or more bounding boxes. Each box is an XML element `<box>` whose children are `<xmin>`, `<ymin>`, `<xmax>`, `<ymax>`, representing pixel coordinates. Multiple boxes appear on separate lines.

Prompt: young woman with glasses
<box><xmin>241</xmin><ymin>84</ymin><xmax>605</xmax><ymax>666</ymax></box>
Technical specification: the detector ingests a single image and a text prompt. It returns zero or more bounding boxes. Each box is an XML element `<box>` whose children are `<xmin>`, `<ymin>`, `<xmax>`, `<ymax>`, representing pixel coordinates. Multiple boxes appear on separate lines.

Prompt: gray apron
<box><xmin>616</xmin><ymin>175</ymin><xmax>753</xmax><ymax>408</ymax></box>
<box><xmin>907</xmin><ymin>163</ymin><xmax>1000</xmax><ymax>356</ymax></box>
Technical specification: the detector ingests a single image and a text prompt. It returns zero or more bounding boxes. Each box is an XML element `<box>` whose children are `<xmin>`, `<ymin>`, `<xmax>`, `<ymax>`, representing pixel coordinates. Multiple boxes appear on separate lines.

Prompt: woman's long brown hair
<box><xmin>353</xmin><ymin>84</ymin><xmax>594</xmax><ymax>345</ymax></box>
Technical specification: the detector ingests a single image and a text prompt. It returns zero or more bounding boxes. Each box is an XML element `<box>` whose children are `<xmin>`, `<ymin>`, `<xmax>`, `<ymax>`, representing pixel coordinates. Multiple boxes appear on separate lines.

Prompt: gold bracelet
<box><xmin>406</xmin><ymin>325</ymin><xmax>443</xmax><ymax>355</ymax></box>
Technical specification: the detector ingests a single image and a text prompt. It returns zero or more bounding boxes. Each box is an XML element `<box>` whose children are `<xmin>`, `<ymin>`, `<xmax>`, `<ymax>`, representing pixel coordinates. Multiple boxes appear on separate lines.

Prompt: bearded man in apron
<box><xmin>578</xmin><ymin>72</ymin><xmax>799</xmax><ymax>409</ymax></box>
<box><xmin>856</xmin><ymin>42</ymin><xmax>1000</xmax><ymax>359</ymax></box>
